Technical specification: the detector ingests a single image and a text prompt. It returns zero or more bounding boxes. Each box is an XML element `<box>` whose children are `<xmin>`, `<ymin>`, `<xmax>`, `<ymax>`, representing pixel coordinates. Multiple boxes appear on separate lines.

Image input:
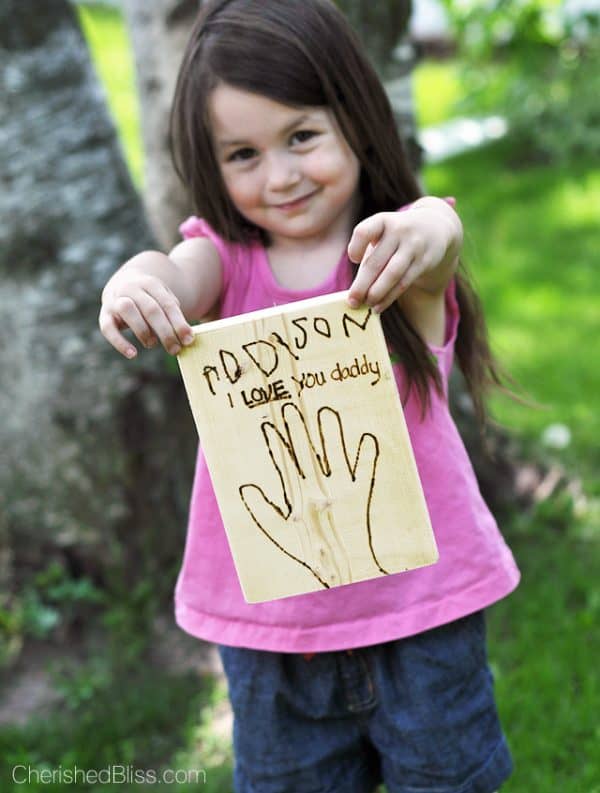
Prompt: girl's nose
<box><xmin>265</xmin><ymin>151</ymin><xmax>300</xmax><ymax>191</ymax></box>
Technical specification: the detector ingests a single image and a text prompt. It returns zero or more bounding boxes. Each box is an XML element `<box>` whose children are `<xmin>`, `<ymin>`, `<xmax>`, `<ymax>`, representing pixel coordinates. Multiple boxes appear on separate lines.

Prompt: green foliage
<box><xmin>101</xmin><ymin>578</ymin><xmax>159</xmax><ymax>665</ymax></box>
<box><xmin>33</xmin><ymin>561</ymin><xmax>105</xmax><ymax>609</ymax></box>
<box><xmin>52</xmin><ymin>654</ymin><xmax>113</xmax><ymax>710</ymax></box>
<box><xmin>0</xmin><ymin>561</ymin><xmax>158</xmax><ymax>673</ymax></box>
<box><xmin>0</xmin><ymin>562</ymin><xmax>104</xmax><ymax>668</ymax></box>
<box><xmin>443</xmin><ymin>0</ymin><xmax>600</xmax><ymax>163</ymax></box>
<box><xmin>414</xmin><ymin>60</ymin><xmax>463</xmax><ymax>126</ymax></box>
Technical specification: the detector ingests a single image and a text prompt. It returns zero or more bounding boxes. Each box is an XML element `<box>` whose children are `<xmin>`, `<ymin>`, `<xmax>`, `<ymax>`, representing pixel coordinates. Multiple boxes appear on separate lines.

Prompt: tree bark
<box><xmin>338</xmin><ymin>0</ymin><xmax>423</xmax><ymax>172</ymax></box>
<box><xmin>0</xmin><ymin>0</ymin><xmax>196</xmax><ymax>630</ymax></box>
<box><xmin>338</xmin><ymin>0</ymin><xmax>412</xmax><ymax>78</ymax></box>
<box><xmin>121</xmin><ymin>0</ymin><xmax>198</xmax><ymax>249</ymax></box>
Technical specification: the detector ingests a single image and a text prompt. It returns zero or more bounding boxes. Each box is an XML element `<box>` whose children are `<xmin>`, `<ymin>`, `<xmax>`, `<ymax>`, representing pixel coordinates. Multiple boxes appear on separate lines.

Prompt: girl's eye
<box><xmin>227</xmin><ymin>147</ymin><xmax>257</xmax><ymax>163</ymax></box>
<box><xmin>290</xmin><ymin>129</ymin><xmax>317</xmax><ymax>145</ymax></box>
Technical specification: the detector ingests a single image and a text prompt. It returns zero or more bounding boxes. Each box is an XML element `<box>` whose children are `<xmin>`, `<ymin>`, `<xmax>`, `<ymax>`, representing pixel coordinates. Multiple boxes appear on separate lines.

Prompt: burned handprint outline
<box><xmin>239</xmin><ymin>402</ymin><xmax>389</xmax><ymax>589</ymax></box>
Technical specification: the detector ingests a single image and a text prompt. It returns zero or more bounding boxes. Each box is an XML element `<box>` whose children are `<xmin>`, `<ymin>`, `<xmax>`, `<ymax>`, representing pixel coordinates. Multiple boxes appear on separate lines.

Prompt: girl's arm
<box><xmin>99</xmin><ymin>237</ymin><xmax>222</xmax><ymax>358</ymax></box>
<box><xmin>346</xmin><ymin>196</ymin><xmax>462</xmax><ymax>346</ymax></box>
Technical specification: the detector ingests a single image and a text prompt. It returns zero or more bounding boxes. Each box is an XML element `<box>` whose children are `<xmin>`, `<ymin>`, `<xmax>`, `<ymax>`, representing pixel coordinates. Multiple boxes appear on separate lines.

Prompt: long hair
<box><xmin>170</xmin><ymin>0</ymin><xmax>504</xmax><ymax>423</ymax></box>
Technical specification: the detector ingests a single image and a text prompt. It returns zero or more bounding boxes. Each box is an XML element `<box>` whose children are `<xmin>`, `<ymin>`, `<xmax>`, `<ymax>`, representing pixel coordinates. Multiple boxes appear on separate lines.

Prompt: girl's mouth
<box><xmin>274</xmin><ymin>190</ymin><xmax>318</xmax><ymax>211</ymax></box>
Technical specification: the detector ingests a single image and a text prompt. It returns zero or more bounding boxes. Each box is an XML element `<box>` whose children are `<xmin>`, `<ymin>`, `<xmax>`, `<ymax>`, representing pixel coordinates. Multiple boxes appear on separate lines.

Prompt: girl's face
<box><xmin>209</xmin><ymin>83</ymin><xmax>361</xmax><ymax>247</ymax></box>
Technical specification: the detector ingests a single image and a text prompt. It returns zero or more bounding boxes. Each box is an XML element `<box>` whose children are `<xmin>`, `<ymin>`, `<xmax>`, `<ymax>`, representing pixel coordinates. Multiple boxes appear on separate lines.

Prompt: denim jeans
<box><xmin>218</xmin><ymin>611</ymin><xmax>513</xmax><ymax>792</ymax></box>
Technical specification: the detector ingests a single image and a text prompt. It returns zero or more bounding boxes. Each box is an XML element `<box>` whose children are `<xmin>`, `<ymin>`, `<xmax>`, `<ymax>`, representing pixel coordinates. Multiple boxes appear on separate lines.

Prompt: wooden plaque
<box><xmin>177</xmin><ymin>291</ymin><xmax>438</xmax><ymax>603</ymax></box>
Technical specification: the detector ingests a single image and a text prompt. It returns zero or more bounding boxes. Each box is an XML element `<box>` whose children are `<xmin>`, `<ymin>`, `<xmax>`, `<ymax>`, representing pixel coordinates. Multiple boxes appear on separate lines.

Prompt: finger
<box><xmin>373</xmin><ymin>281</ymin><xmax>408</xmax><ymax>315</ymax></box>
<box><xmin>346</xmin><ymin>241</ymin><xmax>374</xmax><ymax>309</ymax></box>
<box><xmin>98</xmin><ymin>307</ymin><xmax>138</xmax><ymax>359</ymax></box>
<box><xmin>347</xmin><ymin>214</ymin><xmax>386</xmax><ymax>264</ymax></box>
<box><xmin>315</xmin><ymin>410</ymin><xmax>383</xmax><ymax>578</ymax></box>
<box><xmin>349</xmin><ymin>432</ymin><xmax>385</xmax><ymax>575</ymax></box>
<box><xmin>316</xmin><ymin>407</ymin><xmax>348</xmax><ymax>478</ymax></box>
<box><xmin>111</xmin><ymin>295</ymin><xmax>158</xmax><ymax>349</ymax></box>
<box><xmin>239</xmin><ymin>482</ymin><xmax>298</xmax><ymax>549</ymax></box>
<box><xmin>348</xmin><ymin>234</ymin><xmax>402</xmax><ymax>309</ymax></box>
<box><xmin>259</xmin><ymin>418</ymin><xmax>322</xmax><ymax>576</ymax></box>
<box><xmin>352</xmin><ymin>432</ymin><xmax>379</xmax><ymax>487</ymax></box>
<box><xmin>239</xmin><ymin>483</ymin><xmax>324</xmax><ymax>588</ymax></box>
<box><xmin>239</xmin><ymin>482</ymin><xmax>286</xmax><ymax>526</ymax></box>
<box><xmin>261</xmin><ymin>419</ymin><xmax>304</xmax><ymax>512</ymax></box>
<box><xmin>362</xmin><ymin>250</ymin><xmax>412</xmax><ymax>312</ymax></box>
<box><xmin>280</xmin><ymin>402</ymin><xmax>325</xmax><ymax>482</ymax></box>
<box><xmin>272</xmin><ymin>407</ymin><xmax>341</xmax><ymax>584</ymax></box>
<box><xmin>130</xmin><ymin>291</ymin><xmax>186</xmax><ymax>355</ymax></box>
<box><xmin>142</xmin><ymin>281</ymin><xmax>194</xmax><ymax>346</ymax></box>
<box><xmin>377</xmin><ymin>254</ymin><xmax>434</xmax><ymax>313</ymax></box>
<box><xmin>317</xmin><ymin>407</ymin><xmax>378</xmax><ymax>484</ymax></box>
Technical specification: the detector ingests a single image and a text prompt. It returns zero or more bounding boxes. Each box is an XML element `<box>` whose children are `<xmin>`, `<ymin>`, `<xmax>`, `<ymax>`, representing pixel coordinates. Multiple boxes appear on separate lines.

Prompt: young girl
<box><xmin>99</xmin><ymin>1</ymin><xmax>520</xmax><ymax>790</ymax></box>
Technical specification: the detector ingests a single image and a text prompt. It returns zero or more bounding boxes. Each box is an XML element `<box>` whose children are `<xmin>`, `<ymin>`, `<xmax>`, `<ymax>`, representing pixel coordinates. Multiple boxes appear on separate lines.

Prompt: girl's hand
<box><xmin>346</xmin><ymin>197</ymin><xmax>462</xmax><ymax>313</ymax></box>
<box><xmin>99</xmin><ymin>271</ymin><xmax>195</xmax><ymax>359</ymax></box>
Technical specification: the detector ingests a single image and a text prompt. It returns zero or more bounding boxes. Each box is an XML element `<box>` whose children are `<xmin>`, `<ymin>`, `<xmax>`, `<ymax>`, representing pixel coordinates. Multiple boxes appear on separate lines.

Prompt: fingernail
<box><xmin>347</xmin><ymin>298</ymin><xmax>359</xmax><ymax>309</ymax></box>
<box><xmin>182</xmin><ymin>333</ymin><xmax>194</xmax><ymax>345</ymax></box>
<box><xmin>171</xmin><ymin>345</ymin><xmax>181</xmax><ymax>355</ymax></box>
<box><xmin>126</xmin><ymin>348</ymin><xmax>136</xmax><ymax>359</ymax></box>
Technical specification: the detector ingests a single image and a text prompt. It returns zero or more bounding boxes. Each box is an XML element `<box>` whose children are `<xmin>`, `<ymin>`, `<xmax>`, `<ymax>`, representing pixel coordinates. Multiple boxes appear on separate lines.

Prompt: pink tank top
<box><xmin>174</xmin><ymin>216</ymin><xmax>520</xmax><ymax>652</ymax></box>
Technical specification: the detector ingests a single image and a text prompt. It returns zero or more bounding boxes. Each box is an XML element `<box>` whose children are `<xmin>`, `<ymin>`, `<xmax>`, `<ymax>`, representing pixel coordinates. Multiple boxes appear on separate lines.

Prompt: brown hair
<box><xmin>170</xmin><ymin>0</ymin><xmax>505</xmax><ymax>423</ymax></box>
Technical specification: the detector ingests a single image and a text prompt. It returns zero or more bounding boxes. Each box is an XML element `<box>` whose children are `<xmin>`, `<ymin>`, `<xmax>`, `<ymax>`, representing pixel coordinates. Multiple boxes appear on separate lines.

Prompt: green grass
<box><xmin>489</xmin><ymin>529</ymin><xmax>600</xmax><ymax>793</ymax></box>
<box><xmin>424</xmin><ymin>141</ymin><xmax>600</xmax><ymax>491</ymax></box>
<box><xmin>18</xmin><ymin>7</ymin><xmax>596</xmax><ymax>791</ymax></box>
<box><xmin>422</xmin><ymin>133</ymin><xmax>600</xmax><ymax>793</ymax></box>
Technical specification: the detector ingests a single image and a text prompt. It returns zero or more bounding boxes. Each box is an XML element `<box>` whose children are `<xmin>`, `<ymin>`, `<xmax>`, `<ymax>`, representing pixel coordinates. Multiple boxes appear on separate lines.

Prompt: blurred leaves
<box><xmin>0</xmin><ymin>561</ymin><xmax>105</xmax><ymax>668</ymax></box>
<box><xmin>442</xmin><ymin>0</ymin><xmax>600</xmax><ymax>163</ymax></box>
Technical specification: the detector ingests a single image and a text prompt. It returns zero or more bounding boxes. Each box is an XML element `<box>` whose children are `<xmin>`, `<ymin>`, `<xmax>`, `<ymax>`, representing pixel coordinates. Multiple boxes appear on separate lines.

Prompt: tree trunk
<box><xmin>338</xmin><ymin>0</ymin><xmax>423</xmax><ymax>172</ymax></box>
<box><xmin>121</xmin><ymin>0</ymin><xmax>198</xmax><ymax>249</ymax></box>
<box><xmin>337</xmin><ymin>0</ymin><xmax>412</xmax><ymax>78</ymax></box>
<box><xmin>0</xmin><ymin>0</ymin><xmax>196</xmax><ymax>643</ymax></box>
